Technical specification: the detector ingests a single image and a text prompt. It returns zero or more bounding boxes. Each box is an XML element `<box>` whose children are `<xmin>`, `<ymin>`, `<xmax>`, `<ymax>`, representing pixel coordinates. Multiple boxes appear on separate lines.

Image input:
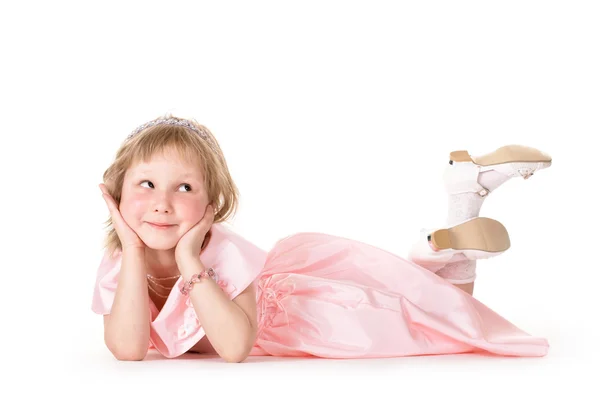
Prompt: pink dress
<box><xmin>91</xmin><ymin>223</ymin><xmax>549</xmax><ymax>358</ymax></box>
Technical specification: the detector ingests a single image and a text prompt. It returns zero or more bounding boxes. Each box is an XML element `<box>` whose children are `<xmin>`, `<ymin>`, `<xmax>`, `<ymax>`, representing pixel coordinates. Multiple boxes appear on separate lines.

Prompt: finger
<box><xmin>202</xmin><ymin>205</ymin><xmax>215</xmax><ymax>228</ymax></box>
<box><xmin>190</xmin><ymin>205</ymin><xmax>214</xmax><ymax>234</ymax></box>
<box><xmin>100</xmin><ymin>190</ymin><xmax>127</xmax><ymax>228</ymax></box>
<box><xmin>99</xmin><ymin>184</ymin><xmax>117</xmax><ymax>209</ymax></box>
<box><xmin>101</xmin><ymin>192</ymin><xmax>119</xmax><ymax>215</ymax></box>
<box><xmin>99</xmin><ymin>183</ymin><xmax>113</xmax><ymax>197</ymax></box>
<box><xmin>206</xmin><ymin>204</ymin><xmax>215</xmax><ymax>221</ymax></box>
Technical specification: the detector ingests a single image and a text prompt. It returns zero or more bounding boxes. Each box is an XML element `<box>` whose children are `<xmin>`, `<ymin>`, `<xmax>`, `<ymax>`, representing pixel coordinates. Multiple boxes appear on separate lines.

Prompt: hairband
<box><xmin>127</xmin><ymin>118</ymin><xmax>210</xmax><ymax>141</ymax></box>
<box><xmin>126</xmin><ymin>117</ymin><xmax>218</xmax><ymax>153</ymax></box>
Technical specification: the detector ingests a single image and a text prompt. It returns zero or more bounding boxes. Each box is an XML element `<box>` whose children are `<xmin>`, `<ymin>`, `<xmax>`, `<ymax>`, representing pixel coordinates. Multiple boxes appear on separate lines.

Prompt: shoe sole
<box><xmin>449</xmin><ymin>144</ymin><xmax>552</xmax><ymax>166</ymax></box>
<box><xmin>427</xmin><ymin>217</ymin><xmax>511</xmax><ymax>253</ymax></box>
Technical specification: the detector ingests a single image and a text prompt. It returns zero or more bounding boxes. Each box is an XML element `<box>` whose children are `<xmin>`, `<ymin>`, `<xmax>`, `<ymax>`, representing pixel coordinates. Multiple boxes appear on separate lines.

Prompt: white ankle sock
<box><xmin>441</xmin><ymin>170</ymin><xmax>511</xmax><ymax>282</ymax></box>
<box><xmin>478</xmin><ymin>170</ymin><xmax>511</xmax><ymax>192</ymax></box>
<box><xmin>436</xmin><ymin>259</ymin><xmax>477</xmax><ymax>284</ymax></box>
<box><xmin>447</xmin><ymin>193</ymin><xmax>485</xmax><ymax>226</ymax></box>
<box><xmin>445</xmin><ymin>170</ymin><xmax>512</xmax><ymax>226</ymax></box>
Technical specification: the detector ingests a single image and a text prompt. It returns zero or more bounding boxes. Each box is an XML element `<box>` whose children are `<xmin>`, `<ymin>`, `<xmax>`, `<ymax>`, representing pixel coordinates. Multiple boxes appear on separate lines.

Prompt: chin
<box><xmin>144</xmin><ymin>242</ymin><xmax>177</xmax><ymax>251</ymax></box>
<box><xmin>139</xmin><ymin>235</ymin><xmax>179</xmax><ymax>251</ymax></box>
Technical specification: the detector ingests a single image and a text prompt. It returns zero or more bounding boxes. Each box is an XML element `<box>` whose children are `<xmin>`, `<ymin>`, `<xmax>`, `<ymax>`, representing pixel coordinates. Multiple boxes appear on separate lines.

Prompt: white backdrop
<box><xmin>1</xmin><ymin>1</ymin><xmax>598</xmax><ymax>399</ymax></box>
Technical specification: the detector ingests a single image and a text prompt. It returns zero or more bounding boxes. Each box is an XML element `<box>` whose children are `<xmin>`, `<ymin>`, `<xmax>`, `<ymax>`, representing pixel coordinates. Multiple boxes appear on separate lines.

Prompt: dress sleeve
<box><xmin>91</xmin><ymin>249</ymin><xmax>122</xmax><ymax>315</ymax></box>
<box><xmin>209</xmin><ymin>230</ymin><xmax>267</xmax><ymax>299</ymax></box>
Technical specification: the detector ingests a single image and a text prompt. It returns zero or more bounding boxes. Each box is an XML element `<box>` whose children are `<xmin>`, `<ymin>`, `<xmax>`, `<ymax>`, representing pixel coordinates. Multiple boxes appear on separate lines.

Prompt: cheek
<box><xmin>120</xmin><ymin>193</ymin><xmax>149</xmax><ymax>221</ymax></box>
<box><xmin>179</xmin><ymin>197</ymin><xmax>208</xmax><ymax>222</ymax></box>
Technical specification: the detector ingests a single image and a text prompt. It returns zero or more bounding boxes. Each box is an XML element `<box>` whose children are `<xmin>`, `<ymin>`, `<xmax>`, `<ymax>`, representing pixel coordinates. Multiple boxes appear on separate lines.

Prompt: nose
<box><xmin>152</xmin><ymin>191</ymin><xmax>173</xmax><ymax>214</ymax></box>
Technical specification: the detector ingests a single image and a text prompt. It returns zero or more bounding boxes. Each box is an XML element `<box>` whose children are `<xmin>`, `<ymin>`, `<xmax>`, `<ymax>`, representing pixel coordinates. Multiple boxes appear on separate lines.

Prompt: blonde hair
<box><xmin>101</xmin><ymin>114</ymin><xmax>239</xmax><ymax>255</ymax></box>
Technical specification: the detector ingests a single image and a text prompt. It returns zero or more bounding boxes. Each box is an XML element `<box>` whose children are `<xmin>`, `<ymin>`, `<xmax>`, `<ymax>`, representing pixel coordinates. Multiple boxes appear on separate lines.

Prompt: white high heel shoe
<box><xmin>444</xmin><ymin>144</ymin><xmax>552</xmax><ymax>198</ymax></box>
<box><xmin>408</xmin><ymin>217</ymin><xmax>511</xmax><ymax>271</ymax></box>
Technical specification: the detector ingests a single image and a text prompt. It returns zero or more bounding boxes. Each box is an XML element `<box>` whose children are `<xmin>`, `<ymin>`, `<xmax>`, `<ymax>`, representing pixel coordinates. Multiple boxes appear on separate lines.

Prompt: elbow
<box><xmin>105</xmin><ymin>339</ymin><xmax>148</xmax><ymax>361</ymax></box>
<box><xmin>221</xmin><ymin>329</ymin><xmax>256</xmax><ymax>363</ymax></box>
<box><xmin>103</xmin><ymin>316</ymin><xmax>150</xmax><ymax>361</ymax></box>
<box><xmin>222</xmin><ymin>351</ymin><xmax>248</xmax><ymax>363</ymax></box>
<box><xmin>112</xmin><ymin>349</ymin><xmax>147</xmax><ymax>361</ymax></box>
<box><xmin>221</xmin><ymin>343</ymin><xmax>252</xmax><ymax>363</ymax></box>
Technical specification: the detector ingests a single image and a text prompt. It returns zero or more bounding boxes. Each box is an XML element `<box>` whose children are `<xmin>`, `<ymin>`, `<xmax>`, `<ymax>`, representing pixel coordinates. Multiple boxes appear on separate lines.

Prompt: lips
<box><xmin>146</xmin><ymin>222</ymin><xmax>176</xmax><ymax>229</ymax></box>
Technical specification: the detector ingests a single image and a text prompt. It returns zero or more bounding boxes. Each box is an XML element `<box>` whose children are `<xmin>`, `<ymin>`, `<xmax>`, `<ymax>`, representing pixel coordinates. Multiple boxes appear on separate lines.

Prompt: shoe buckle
<box><xmin>517</xmin><ymin>167</ymin><xmax>535</xmax><ymax>179</ymax></box>
<box><xmin>520</xmin><ymin>170</ymin><xmax>534</xmax><ymax>180</ymax></box>
<box><xmin>478</xmin><ymin>188</ymin><xmax>489</xmax><ymax>197</ymax></box>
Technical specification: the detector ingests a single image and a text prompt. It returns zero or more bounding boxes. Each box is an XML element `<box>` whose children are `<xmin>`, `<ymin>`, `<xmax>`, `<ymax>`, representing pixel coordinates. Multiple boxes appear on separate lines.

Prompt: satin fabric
<box><xmin>92</xmin><ymin>224</ymin><xmax>548</xmax><ymax>358</ymax></box>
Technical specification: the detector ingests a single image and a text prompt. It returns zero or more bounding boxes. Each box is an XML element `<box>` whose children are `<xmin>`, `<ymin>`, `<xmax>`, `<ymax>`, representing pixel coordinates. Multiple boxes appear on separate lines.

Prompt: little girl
<box><xmin>92</xmin><ymin>114</ymin><xmax>552</xmax><ymax>362</ymax></box>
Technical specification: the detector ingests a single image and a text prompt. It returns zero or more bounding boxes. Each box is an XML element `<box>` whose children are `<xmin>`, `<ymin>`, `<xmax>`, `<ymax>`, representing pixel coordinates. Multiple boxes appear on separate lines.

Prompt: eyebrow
<box><xmin>134</xmin><ymin>170</ymin><xmax>201</xmax><ymax>181</ymax></box>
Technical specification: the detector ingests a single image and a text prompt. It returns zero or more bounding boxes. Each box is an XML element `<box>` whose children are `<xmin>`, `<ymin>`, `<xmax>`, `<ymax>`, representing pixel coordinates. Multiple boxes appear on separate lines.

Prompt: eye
<box><xmin>139</xmin><ymin>180</ymin><xmax>191</xmax><ymax>192</ymax></box>
<box><xmin>179</xmin><ymin>183</ymin><xmax>192</xmax><ymax>192</ymax></box>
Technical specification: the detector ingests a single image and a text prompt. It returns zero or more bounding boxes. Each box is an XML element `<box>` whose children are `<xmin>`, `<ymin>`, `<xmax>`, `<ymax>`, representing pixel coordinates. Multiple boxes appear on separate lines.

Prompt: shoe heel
<box><xmin>428</xmin><ymin>229</ymin><xmax>451</xmax><ymax>251</ymax></box>
<box><xmin>449</xmin><ymin>150</ymin><xmax>473</xmax><ymax>165</ymax></box>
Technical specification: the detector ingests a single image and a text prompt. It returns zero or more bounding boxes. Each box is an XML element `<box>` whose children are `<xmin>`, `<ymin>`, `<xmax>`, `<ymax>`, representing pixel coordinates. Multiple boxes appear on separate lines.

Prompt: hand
<box><xmin>175</xmin><ymin>204</ymin><xmax>214</xmax><ymax>264</ymax></box>
<box><xmin>99</xmin><ymin>183</ymin><xmax>145</xmax><ymax>251</ymax></box>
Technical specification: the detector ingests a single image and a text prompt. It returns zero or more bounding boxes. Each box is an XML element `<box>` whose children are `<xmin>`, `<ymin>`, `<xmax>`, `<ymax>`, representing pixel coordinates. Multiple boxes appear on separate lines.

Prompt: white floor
<box><xmin>12</xmin><ymin>273</ymin><xmax>597</xmax><ymax>400</ymax></box>
<box><xmin>24</xmin><ymin>328</ymin><xmax>598</xmax><ymax>399</ymax></box>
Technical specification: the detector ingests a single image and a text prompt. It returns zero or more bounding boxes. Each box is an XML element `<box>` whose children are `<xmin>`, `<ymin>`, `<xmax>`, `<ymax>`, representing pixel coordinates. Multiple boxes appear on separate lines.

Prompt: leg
<box><xmin>454</xmin><ymin>282</ymin><xmax>474</xmax><ymax>295</ymax></box>
<box><xmin>435</xmin><ymin>258</ymin><xmax>478</xmax><ymax>295</ymax></box>
<box><xmin>439</xmin><ymin>145</ymin><xmax>552</xmax><ymax>286</ymax></box>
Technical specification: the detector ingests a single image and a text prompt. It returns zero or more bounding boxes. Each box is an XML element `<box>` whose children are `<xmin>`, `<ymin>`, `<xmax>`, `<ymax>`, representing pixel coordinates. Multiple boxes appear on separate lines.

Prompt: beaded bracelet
<box><xmin>180</xmin><ymin>268</ymin><xmax>218</xmax><ymax>295</ymax></box>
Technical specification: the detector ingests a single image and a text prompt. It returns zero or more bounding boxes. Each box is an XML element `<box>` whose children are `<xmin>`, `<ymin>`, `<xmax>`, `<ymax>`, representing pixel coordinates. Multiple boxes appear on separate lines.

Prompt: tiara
<box><xmin>127</xmin><ymin>118</ymin><xmax>209</xmax><ymax>140</ymax></box>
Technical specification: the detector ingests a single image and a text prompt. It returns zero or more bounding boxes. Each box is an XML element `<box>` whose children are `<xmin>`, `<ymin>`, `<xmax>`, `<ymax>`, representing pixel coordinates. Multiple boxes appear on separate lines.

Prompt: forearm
<box><xmin>104</xmin><ymin>247</ymin><xmax>151</xmax><ymax>360</ymax></box>
<box><xmin>179</xmin><ymin>257</ymin><xmax>255</xmax><ymax>362</ymax></box>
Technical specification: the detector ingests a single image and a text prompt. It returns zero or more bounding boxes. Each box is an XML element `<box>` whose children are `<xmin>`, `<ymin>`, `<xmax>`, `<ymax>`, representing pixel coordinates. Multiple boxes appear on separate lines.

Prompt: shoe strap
<box><xmin>443</xmin><ymin>162</ymin><xmax>490</xmax><ymax>197</ymax></box>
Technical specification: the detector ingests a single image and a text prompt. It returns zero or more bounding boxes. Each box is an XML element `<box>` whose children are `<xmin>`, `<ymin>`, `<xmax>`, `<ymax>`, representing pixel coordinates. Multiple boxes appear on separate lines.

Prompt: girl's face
<box><xmin>120</xmin><ymin>149</ymin><xmax>209</xmax><ymax>251</ymax></box>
